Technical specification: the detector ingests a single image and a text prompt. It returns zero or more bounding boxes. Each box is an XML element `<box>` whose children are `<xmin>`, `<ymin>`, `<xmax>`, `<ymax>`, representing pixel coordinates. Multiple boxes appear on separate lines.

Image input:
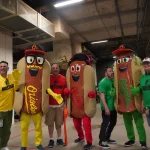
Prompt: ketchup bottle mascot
<box><xmin>14</xmin><ymin>45</ymin><xmax>63</xmax><ymax>150</ymax></box>
<box><xmin>112</xmin><ymin>45</ymin><xmax>147</xmax><ymax>149</ymax></box>
<box><xmin>64</xmin><ymin>53</ymin><xmax>96</xmax><ymax>150</ymax></box>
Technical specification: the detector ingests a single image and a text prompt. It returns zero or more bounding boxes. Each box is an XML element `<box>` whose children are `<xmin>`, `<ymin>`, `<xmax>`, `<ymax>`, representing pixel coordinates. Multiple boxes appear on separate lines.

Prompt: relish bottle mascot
<box><xmin>112</xmin><ymin>45</ymin><xmax>147</xmax><ymax>149</ymax></box>
<box><xmin>13</xmin><ymin>45</ymin><xmax>63</xmax><ymax>150</ymax></box>
<box><xmin>131</xmin><ymin>57</ymin><xmax>150</xmax><ymax>127</ymax></box>
<box><xmin>64</xmin><ymin>53</ymin><xmax>96</xmax><ymax>150</ymax></box>
<box><xmin>0</xmin><ymin>61</ymin><xmax>21</xmax><ymax>150</ymax></box>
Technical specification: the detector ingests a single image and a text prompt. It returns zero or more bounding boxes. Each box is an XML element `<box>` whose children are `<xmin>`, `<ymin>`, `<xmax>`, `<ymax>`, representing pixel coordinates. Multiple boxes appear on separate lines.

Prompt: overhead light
<box><xmin>91</xmin><ymin>40</ymin><xmax>108</xmax><ymax>44</ymax></box>
<box><xmin>54</xmin><ymin>0</ymin><xmax>84</xmax><ymax>8</ymax></box>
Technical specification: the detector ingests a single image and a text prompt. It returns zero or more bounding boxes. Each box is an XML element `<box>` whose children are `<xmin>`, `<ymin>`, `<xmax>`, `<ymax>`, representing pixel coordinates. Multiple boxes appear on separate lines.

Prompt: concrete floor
<box><xmin>8</xmin><ymin>104</ymin><xmax>150</xmax><ymax>150</ymax></box>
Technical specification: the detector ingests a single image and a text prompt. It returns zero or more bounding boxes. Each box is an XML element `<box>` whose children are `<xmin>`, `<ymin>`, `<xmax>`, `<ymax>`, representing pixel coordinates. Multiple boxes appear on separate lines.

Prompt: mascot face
<box><xmin>116</xmin><ymin>52</ymin><xmax>133</xmax><ymax>73</ymax></box>
<box><xmin>25</xmin><ymin>45</ymin><xmax>45</xmax><ymax>77</ymax></box>
<box><xmin>70</xmin><ymin>61</ymin><xmax>86</xmax><ymax>82</ymax></box>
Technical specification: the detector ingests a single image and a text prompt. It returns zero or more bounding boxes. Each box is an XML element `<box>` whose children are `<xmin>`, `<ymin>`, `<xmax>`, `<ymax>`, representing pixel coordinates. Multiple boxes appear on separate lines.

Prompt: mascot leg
<box><xmin>32</xmin><ymin>113</ymin><xmax>42</xmax><ymax>146</ymax></box>
<box><xmin>83</xmin><ymin>116</ymin><xmax>92</xmax><ymax>144</ymax></box>
<box><xmin>21</xmin><ymin>113</ymin><xmax>31</xmax><ymax>147</ymax></box>
<box><xmin>132</xmin><ymin>110</ymin><xmax>146</xmax><ymax>143</ymax></box>
<box><xmin>73</xmin><ymin>118</ymin><xmax>84</xmax><ymax>140</ymax></box>
<box><xmin>123</xmin><ymin>112</ymin><xmax>135</xmax><ymax>141</ymax></box>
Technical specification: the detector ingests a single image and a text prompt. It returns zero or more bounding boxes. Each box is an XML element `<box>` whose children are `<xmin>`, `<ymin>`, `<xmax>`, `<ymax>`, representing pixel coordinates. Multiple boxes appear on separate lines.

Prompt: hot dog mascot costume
<box><xmin>14</xmin><ymin>45</ymin><xmax>63</xmax><ymax>150</ymax></box>
<box><xmin>112</xmin><ymin>45</ymin><xmax>147</xmax><ymax>148</ymax></box>
<box><xmin>65</xmin><ymin>53</ymin><xmax>96</xmax><ymax>150</ymax></box>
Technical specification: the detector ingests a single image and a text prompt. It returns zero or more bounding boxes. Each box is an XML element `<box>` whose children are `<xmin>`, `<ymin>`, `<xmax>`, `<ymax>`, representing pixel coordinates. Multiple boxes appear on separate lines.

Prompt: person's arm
<box><xmin>99</xmin><ymin>92</ymin><xmax>110</xmax><ymax>115</ymax></box>
<box><xmin>12</xmin><ymin>69</ymin><xmax>21</xmax><ymax>91</ymax></box>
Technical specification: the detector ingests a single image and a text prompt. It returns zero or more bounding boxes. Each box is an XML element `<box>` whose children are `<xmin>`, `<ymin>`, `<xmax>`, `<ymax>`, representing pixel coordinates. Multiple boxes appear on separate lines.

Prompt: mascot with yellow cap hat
<box><xmin>112</xmin><ymin>45</ymin><xmax>147</xmax><ymax>149</ymax></box>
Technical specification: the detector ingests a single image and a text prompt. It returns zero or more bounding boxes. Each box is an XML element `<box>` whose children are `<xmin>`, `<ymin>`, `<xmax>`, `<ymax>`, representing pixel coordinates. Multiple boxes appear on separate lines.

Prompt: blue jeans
<box><xmin>146</xmin><ymin>108</ymin><xmax>150</xmax><ymax>126</ymax></box>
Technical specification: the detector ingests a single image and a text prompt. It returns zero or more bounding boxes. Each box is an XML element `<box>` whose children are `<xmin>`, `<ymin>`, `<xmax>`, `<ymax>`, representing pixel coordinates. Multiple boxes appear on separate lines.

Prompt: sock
<box><xmin>57</xmin><ymin>137</ymin><xmax>62</xmax><ymax>140</ymax></box>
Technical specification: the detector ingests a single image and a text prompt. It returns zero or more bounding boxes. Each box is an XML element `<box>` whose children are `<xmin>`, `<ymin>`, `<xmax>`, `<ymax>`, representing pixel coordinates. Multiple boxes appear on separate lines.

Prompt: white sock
<box><xmin>57</xmin><ymin>137</ymin><xmax>62</xmax><ymax>140</ymax></box>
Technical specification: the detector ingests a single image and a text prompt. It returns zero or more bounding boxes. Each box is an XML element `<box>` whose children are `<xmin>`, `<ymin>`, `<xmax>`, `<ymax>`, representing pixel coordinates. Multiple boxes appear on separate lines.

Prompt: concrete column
<box><xmin>71</xmin><ymin>39</ymin><xmax>82</xmax><ymax>55</ymax></box>
<box><xmin>0</xmin><ymin>31</ymin><xmax>14</xmax><ymax>124</ymax></box>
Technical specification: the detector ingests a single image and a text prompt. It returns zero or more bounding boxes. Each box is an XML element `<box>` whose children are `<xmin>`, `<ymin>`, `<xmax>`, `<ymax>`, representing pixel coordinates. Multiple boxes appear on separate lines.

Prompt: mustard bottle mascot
<box><xmin>14</xmin><ymin>45</ymin><xmax>63</xmax><ymax>150</ymax></box>
<box><xmin>112</xmin><ymin>45</ymin><xmax>147</xmax><ymax>149</ymax></box>
<box><xmin>64</xmin><ymin>53</ymin><xmax>96</xmax><ymax>150</ymax></box>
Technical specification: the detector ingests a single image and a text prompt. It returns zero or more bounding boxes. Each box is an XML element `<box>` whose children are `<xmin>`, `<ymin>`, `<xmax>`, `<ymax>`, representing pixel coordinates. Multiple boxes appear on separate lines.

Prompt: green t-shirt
<box><xmin>98</xmin><ymin>77</ymin><xmax>115</xmax><ymax>111</ymax></box>
<box><xmin>140</xmin><ymin>74</ymin><xmax>150</xmax><ymax>107</ymax></box>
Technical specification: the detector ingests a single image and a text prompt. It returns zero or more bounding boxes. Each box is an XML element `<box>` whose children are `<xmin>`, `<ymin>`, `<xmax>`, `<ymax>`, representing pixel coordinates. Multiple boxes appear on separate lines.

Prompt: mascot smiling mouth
<box><xmin>119</xmin><ymin>66</ymin><xmax>128</xmax><ymax>72</ymax></box>
<box><xmin>29</xmin><ymin>68</ymin><xmax>38</xmax><ymax>76</ymax></box>
<box><xmin>72</xmin><ymin>75</ymin><xmax>80</xmax><ymax>82</ymax></box>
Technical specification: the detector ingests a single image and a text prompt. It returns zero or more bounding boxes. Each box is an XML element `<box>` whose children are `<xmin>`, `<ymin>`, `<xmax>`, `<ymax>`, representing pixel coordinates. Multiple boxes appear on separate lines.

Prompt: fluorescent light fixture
<box><xmin>54</xmin><ymin>0</ymin><xmax>84</xmax><ymax>8</ymax></box>
<box><xmin>91</xmin><ymin>40</ymin><xmax>108</xmax><ymax>44</ymax></box>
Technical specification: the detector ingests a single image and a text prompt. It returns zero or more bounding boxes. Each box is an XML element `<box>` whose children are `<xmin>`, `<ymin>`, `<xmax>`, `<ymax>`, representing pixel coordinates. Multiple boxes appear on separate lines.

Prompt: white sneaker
<box><xmin>1</xmin><ymin>147</ymin><xmax>9</xmax><ymax>150</ymax></box>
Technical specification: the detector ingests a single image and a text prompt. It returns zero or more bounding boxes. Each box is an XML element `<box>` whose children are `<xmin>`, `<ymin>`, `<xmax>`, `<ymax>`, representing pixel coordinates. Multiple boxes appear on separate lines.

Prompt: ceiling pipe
<box><xmin>114</xmin><ymin>0</ymin><xmax>124</xmax><ymax>39</ymax></box>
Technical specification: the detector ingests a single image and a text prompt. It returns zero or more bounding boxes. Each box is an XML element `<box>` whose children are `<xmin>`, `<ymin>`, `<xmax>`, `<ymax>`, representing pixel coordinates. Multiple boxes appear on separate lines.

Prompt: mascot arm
<box><xmin>12</xmin><ymin>69</ymin><xmax>22</xmax><ymax>91</ymax></box>
<box><xmin>130</xmin><ymin>85</ymin><xmax>141</xmax><ymax>96</ymax></box>
<box><xmin>46</xmin><ymin>88</ymin><xmax>63</xmax><ymax>104</ymax></box>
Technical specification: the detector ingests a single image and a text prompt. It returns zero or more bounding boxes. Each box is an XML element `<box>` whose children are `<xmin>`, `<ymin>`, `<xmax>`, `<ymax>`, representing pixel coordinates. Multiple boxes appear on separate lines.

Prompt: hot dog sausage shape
<box><xmin>66</xmin><ymin>53</ymin><xmax>96</xmax><ymax>118</ymax></box>
<box><xmin>112</xmin><ymin>45</ymin><xmax>144</xmax><ymax>113</ymax></box>
<box><xmin>14</xmin><ymin>45</ymin><xmax>51</xmax><ymax>115</ymax></box>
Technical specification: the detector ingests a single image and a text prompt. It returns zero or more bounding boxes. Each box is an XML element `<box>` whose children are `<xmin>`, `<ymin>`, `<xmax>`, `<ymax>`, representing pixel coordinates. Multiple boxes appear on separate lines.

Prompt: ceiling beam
<box><xmin>68</xmin><ymin>8</ymin><xmax>137</xmax><ymax>25</ymax></box>
<box><xmin>114</xmin><ymin>0</ymin><xmax>124</xmax><ymax>38</ymax></box>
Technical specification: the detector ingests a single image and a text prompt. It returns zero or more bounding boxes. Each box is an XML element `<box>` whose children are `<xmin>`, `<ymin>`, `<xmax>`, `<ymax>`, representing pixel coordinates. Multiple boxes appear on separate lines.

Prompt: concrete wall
<box><xmin>46</xmin><ymin>39</ymin><xmax>72</xmax><ymax>63</ymax></box>
<box><xmin>0</xmin><ymin>31</ymin><xmax>13</xmax><ymax>74</ymax></box>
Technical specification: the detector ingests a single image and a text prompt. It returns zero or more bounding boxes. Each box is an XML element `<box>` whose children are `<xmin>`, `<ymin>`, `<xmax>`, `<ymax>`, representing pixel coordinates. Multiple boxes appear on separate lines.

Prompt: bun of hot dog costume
<box><xmin>112</xmin><ymin>45</ymin><xmax>146</xmax><ymax>145</ymax></box>
<box><xmin>14</xmin><ymin>45</ymin><xmax>63</xmax><ymax>149</ymax></box>
<box><xmin>66</xmin><ymin>53</ymin><xmax>96</xmax><ymax>118</ymax></box>
<box><xmin>65</xmin><ymin>53</ymin><xmax>96</xmax><ymax>146</ymax></box>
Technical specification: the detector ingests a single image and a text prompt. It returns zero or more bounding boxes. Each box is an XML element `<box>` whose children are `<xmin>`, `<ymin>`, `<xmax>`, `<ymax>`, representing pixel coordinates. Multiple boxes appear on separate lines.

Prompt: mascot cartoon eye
<box><xmin>123</xmin><ymin>57</ymin><xmax>130</xmax><ymax>63</ymax></box>
<box><xmin>71</xmin><ymin>66</ymin><xmax>75</xmax><ymax>72</ymax></box>
<box><xmin>37</xmin><ymin>57</ymin><xmax>44</xmax><ymax>65</ymax></box>
<box><xmin>76</xmin><ymin>64</ymin><xmax>81</xmax><ymax>72</ymax></box>
<box><xmin>26</xmin><ymin>56</ymin><xmax>34</xmax><ymax>64</ymax></box>
<box><xmin>117</xmin><ymin>59</ymin><xmax>121</xmax><ymax>64</ymax></box>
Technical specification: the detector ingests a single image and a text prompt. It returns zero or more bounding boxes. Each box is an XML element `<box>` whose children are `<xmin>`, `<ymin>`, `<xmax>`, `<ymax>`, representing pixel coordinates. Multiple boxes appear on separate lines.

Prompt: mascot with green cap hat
<box><xmin>112</xmin><ymin>44</ymin><xmax>147</xmax><ymax>149</ymax></box>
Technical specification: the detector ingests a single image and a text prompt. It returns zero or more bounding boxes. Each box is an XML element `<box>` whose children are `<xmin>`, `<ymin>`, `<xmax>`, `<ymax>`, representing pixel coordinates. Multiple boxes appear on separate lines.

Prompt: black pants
<box><xmin>99</xmin><ymin>110</ymin><xmax>117</xmax><ymax>143</ymax></box>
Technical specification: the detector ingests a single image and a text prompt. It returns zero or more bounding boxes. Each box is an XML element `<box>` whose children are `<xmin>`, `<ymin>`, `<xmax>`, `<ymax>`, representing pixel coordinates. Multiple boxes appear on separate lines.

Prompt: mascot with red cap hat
<box><xmin>64</xmin><ymin>53</ymin><xmax>96</xmax><ymax>150</ymax></box>
<box><xmin>14</xmin><ymin>45</ymin><xmax>63</xmax><ymax>150</ymax></box>
<box><xmin>112</xmin><ymin>45</ymin><xmax>147</xmax><ymax>149</ymax></box>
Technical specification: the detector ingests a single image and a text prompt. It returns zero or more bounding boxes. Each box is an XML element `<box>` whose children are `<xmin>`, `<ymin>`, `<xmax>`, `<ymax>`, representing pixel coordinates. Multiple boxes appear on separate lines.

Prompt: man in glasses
<box><xmin>0</xmin><ymin>61</ymin><xmax>21</xmax><ymax>150</ymax></box>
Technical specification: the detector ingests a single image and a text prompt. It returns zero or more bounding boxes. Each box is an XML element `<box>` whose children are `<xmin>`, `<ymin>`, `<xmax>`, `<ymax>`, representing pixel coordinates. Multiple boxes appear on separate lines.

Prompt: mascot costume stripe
<box><xmin>112</xmin><ymin>45</ymin><xmax>147</xmax><ymax>148</ymax></box>
<box><xmin>14</xmin><ymin>45</ymin><xmax>63</xmax><ymax>150</ymax></box>
<box><xmin>65</xmin><ymin>53</ymin><xmax>96</xmax><ymax>150</ymax></box>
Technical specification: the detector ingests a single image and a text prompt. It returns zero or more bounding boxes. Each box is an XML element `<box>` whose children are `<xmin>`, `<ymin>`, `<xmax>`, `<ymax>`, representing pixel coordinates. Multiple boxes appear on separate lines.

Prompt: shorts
<box><xmin>45</xmin><ymin>105</ymin><xmax>64</xmax><ymax>128</ymax></box>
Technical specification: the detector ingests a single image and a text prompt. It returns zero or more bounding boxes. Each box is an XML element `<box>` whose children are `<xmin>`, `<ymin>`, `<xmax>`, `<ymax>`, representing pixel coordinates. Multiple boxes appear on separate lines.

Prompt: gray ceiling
<box><xmin>9</xmin><ymin>0</ymin><xmax>150</xmax><ymax>61</ymax></box>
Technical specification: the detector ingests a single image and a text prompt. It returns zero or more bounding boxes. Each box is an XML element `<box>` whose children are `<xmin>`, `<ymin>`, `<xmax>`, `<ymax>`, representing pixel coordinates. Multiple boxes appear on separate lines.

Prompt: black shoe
<box><xmin>56</xmin><ymin>139</ymin><xmax>65</xmax><ymax>146</ymax></box>
<box><xmin>107</xmin><ymin>139</ymin><xmax>117</xmax><ymax>144</ymax></box>
<box><xmin>140</xmin><ymin>142</ymin><xmax>148</xmax><ymax>150</ymax></box>
<box><xmin>20</xmin><ymin>147</ymin><xmax>27</xmax><ymax>150</ymax></box>
<box><xmin>84</xmin><ymin>143</ymin><xmax>92</xmax><ymax>150</ymax></box>
<box><xmin>99</xmin><ymin>142</ymin><xmax>110</xmax><ymax>149</ymax></box>
<box><xmin>37</xmin><ymin>145</ymin><xmax>44</xmax><ymax>150</ymax></box>
<box><xmin>48</xmin><ymin>139</ymin><xmax>54</xmax><ymax>148</ymax></box>
<box><xmin>74</xmin><ymin>138</ymin><xmax>84</xmax><ymax>143</ymax></box>
<box><xmin>124</xmin><ymin>140</ymin><xmax>135</xmax><ymax>147</ymax></box>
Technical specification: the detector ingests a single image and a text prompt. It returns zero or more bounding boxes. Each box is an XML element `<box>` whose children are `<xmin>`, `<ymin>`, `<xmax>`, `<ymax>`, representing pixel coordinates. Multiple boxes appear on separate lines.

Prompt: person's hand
<box><xmin>12</xmin><ymin>69</ymin><xmax>21</xmax><ymax>82</ymax></box>
<box><xmin>105</xmin><ymin>108</ymin><xmax>110</xmax><ymax>115</ymax></box>
<box><xmin>88</xmin><ymin>91</ymin><xmax>96</xmax><ymax>98</ymax></box>
<box><xmin>109</xmin><ymin>88</ymin><xmax>116</xmax><ymax>97</ymax></box>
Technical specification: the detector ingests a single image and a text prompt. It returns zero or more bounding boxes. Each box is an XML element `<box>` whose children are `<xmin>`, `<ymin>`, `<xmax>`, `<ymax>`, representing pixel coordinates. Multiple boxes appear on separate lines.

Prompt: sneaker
<box><xmin>37</xmin><ymin>145</ymin><xmax>44</xmax><ymax>150</ymax></box>
<box><xmin>107</xmin><ymin>139</ymin><xmax>117</xmax><ymax>144</ymax></box>
<box><xmin>20</xmin><ymin>148</ymin><xmax>26</xmax><ymax>150</ymax></box>
<box><xmin>124</xmin><ymin>140</ymin><xmax>135</xmax><ymax>147</ymax></box>
<box><xmin>84</xmin><ymin>143</ymin><xmax>92</xmax><ymax>150</ymax></box>
<box><xmin>74</xmin><ymin>138</ymin><xmax>84</xmax><ymax>143</ymax></box>
<box><xmin>56</xmin><ymin>139</ymin><xmax>65</xmax><ymax>146</ymax></box>
<box><xmin>141</xmin><ymin>142</ymin><xmax>148</xmax><ymax>150</ymax></box>
<box><xmin>48</xmin><ymin>139</ymin><xmax>54</xmax><ymax>148</ymax></box>
<box><xmin>1</xmin><ymin>147</ymin><xmax>9</xmax><ymax>150</ymax></box>
<box><xmin>99</xmin><ymin>142</ymin><xmax>110</xmax><ymax>149</ymax></box>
